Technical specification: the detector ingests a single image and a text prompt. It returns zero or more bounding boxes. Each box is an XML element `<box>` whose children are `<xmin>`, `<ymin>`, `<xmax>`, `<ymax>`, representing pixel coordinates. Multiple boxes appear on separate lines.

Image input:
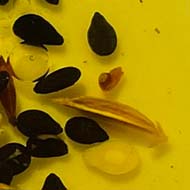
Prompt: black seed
<box><xmin>0</xmin><ymin>143</ymin><xmax>31</xmax><ymax>176</ymax></box>
<box><xmin>33</xmin><ymin>67</ymin><xmax>81</xmax><ymax>94</ymax></box>
<box><xmin>65</xmin><ymin>117</ymin><xmax>109</xmax><ymax>144</ymax></box>
<box><xmin>45</xmin><ymin>0</ymin><xmax>59</xmax><ymax>5</ymax></box>
<box><xmin>42</xmin><ymin>173</ymin><xmax>67</xmax><ymax>190</ymax></box>
<box><xmin>0</xmin><ymin>163</ymin><xmax>13</xmax><ymax>185</ymax></box>
<box><xmin>0</xmin><ymin>0</ymin><xmax>9</xmax><ymax>5</ymax></box>
<box><xmin>88</xmin><ymin>12</ymin><xmax>117</xmax><ymax>56</ymax></box>
<box><xmin>27</xmin><ymin>135</ymin><xmax>68</xmax><ymax>158</ymax></box>
<box><xmin>13</xmin><ymin>14</ymin><xmax>64</xmax><ymax>48</ymax></box>
<box><xmin>0</xmin><ymin>71</ymin><xmax>10</xmax><ymax>93</ymax></box>
<box><xmin>16</xmin><ymin>109</ymin><xmax>63</xmax><ymax>137</ymax></box>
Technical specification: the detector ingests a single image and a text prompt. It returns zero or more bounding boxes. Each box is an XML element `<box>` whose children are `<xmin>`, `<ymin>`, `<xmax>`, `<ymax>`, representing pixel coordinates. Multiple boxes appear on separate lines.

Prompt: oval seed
<box><xmin>0</xmin><ymin>0</ymin><xmax>8</xmax><ymax>5</ymax></box>
<box><xmin>33</xmin><ymin>67</ymin><xmax>81</xmax><ymax>94</ymax></box>
<box><xmin>45</xmin><ymin>0</ymin><xmax>59</xmax><ymax>5</ymax></box>
<box><xmin>16</xmin><ymin>109</ymin><xmax>63</xmax><ymax>137</ymax></box>
<box><xmin>26</xmin><ymin>135</ymin><xmax>68</xmax><ymax>158</ymax></box>
<box><xmin>0</xmin><ymin>71</ymin><xmax>10</xmax><ymax>93</ymax></box>
<box><xmin>83</xmin><ymin>140</ymin><xmax>140</xmax><ymax>175</ymax></box>
<box><xmin>0</xmin><ymin>143</ymin><xmax>31</xmax><ymax>176</ymax></box>
<box><xmin>10</xmin><ymin>44</ymin><xmax>49</xmax><ymax>81</ymax></box>
<box><xmin>65</xmin><ymin>117</ymin><xmax>109</xmax><ymax>144</ymax></box>
<box><xmin>42</xmin><ymin>173</ymin><xmax>67</xmax><ymax>190</ymax></box>
<box><xmin>87</xmin><ymin>12</ymin><xmax>117</xmax><ymax>56</ymax></box>
<box><xmin>13</xmin><ymin>14</ymin><xmax>64</xmax><ymax>48</ymax></box>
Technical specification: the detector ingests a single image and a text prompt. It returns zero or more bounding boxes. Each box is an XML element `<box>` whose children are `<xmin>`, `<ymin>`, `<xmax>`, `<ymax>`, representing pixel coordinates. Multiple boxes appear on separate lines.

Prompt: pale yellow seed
<box><xmin>83</xmin><ymin>140</ymin><xmax>140</xmax><ymax>175</ymax></box>
<box><xmin>10</xmin><ymin>44</ymin><xmax>49</xmax><ymax>81</ymax></box>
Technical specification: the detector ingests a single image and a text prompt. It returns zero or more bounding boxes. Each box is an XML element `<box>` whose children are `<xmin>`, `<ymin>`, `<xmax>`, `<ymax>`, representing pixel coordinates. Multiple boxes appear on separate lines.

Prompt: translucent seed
<box><xmin>10</xmin><ymin>44</ymin><xmax>49</xmax><ymax>81</ymax></box>
<box><xmin>65</xmin><ymin>116</ymin><xmax>109</xmax><ymax>144</ymax></box>
<box><xmin>83</xmin><ymin>140</ymin><xmax>140</xmax><ymax>175</ymax></box>
<box><xmin>26</xmin><ymin>135</ymin><xmax>68</xmax><ymax>158</ymax></box>
<box><xmin>16</xmin><ymin>109</ymin><xmax>63</xmax><ymax>137</ymax></box>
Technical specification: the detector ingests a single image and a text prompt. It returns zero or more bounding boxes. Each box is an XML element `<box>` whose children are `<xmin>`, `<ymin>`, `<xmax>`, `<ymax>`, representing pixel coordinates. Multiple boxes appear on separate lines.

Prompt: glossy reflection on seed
<box><xmin>0</xmin><ymin>143</ymin><xmax>31</xmax><ymax>176</ymax></box>
<box><xmin>26</xmin><ymin>135</ymin><xmax>68</xmax><ymax>158</ymax></box>
<box><xmin>65</xmin><ymin>116</ymin><xmax>109</xmax><ymax>144</ymax></box>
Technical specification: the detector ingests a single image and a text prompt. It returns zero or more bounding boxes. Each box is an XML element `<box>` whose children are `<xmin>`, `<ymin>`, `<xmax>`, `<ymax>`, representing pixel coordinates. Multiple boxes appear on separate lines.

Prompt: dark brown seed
<box><xmin>0</xmin><ymin>143</ymin><xmax>31</xmax><ymax>176</ymax></box>
<box><xmin>33</xmin><ymin>67</ymin><xmax>81</xmax><ymax>94</ymax></box>
<box><xmin>0</xmin><ymin>71</ymin><xmax>10</xmax><ymax>93</ymax></box>
<box><xmin>65</xmin><ymin>117</ymin><xmax>109</xmax><ymax>144</ymax></box>
<box><xmin>13</xmin><ymin>14</ymin><xmax>64</xmax><ymax>49</ymax></box>
<box><xmin>42</xmin><ymin>173</ymin><xmax>67</xmax><ymax>190</ymax></box>
<box><xmin>45</xmin><ymin>0</ymin><xmax>59</xmax><ymax>5</ymax></box>
<box><xmin>16</xmin><ymin>109</ymin><xmax>63</xmax><ymax>137</ymax></box>
<box><xmin>87</xmin><ymin>12</ymin><xmax>117</xmax><ymax>56</ymax></box>
<box><xmin>26</xmin><ymin>135</ymin><xmax>68</xmax><ymax>158</ymax></box>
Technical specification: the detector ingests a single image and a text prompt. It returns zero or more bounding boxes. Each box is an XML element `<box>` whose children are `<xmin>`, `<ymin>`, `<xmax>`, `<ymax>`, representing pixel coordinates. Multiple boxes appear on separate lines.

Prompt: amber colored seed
<box><xmin>65</xmin><ymin>116</ymin><xmax>109</xmax><ymax>144</ymax></box>
<box><xmin>26</xmin><ymin>135</ymin><xmax>68</xmax><ymax>158</ymax></box>
<box><xmin>16</xmin><ymin>109</ymin><xmax>63</xmax><ymax>137</ymax></box>
<box><xmin>99</xmin><ymin>66</ymin><xmax>124</xmax><ymax>91</ymax></box>
<box><xmin>42</xmin><ymin>173</ymin><xmax>67</xmax><ymax>190</ymax></box>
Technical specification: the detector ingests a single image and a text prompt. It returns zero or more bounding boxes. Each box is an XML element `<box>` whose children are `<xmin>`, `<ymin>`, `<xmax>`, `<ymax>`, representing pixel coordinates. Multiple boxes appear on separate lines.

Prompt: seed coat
<box><xmin>88</xmin><ymin>12</ymin><xmax>117</xmax><ymax>56</ymax></box>
<box><xmin>27</xmin><ymin>135</ymin><xmax>68</xmax><ymax>158</ymax></box>
<box><xmin>34</xmin><ymin>67</ymin><xmax>81</xmax><ymax>94</ymax></box>
<box><xmin>16</xmin><ymin>109</ymin><xmax>63</xmax><ymax>137</ymax></box>
<box><xmin>65</xmin><ymin>116</ymin><xmax>109</xmax><ymax>144</ymax></box>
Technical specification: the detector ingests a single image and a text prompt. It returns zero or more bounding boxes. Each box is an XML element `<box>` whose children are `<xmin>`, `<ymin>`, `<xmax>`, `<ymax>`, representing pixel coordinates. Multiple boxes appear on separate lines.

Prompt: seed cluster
<box><xmin>0</xmin><ymin>0</ymin><xmax>119</xmax><ymax>188</ymax></box>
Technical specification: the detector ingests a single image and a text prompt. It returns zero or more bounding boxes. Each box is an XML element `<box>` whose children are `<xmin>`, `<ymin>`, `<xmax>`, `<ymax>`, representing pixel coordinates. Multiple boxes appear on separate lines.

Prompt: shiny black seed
<box><xmin>0</xmin><ymin>143</ymin><xmax>31</xmax><ymax>176</ymax></box>
<box><xmin>0</xmin><ymin>0</ymin><xmax>9</xmax><ymax>5</ymax></box>
<box><xmin>27</xmin><ymin>135</ymin><xmax>68</xmax><ymax>158</ymax></box>
<box><xmin>65</xmin><ymin>117</ymin><xmax>109</xmax><ymax>144</ymax></box>
<box><xmin>45</xmin><ymin>0</ymin><xmax>59</xmax><ymax>5</ymax></box>
<box><xmin>0</xmin><ymin>71</ymin><xmax>10</xmax><ymax>93</ymax></box>
<box><xmin>16</xmin><ymin>109</ymin><xmax>63</xmax><ymax>137</ymax></box>
<box><xmin>42</xmin><ymin>173</ymin><xmax>67</xmax><ymax>190</ymax></box>
<box><xmin>33</xmin><ymin>67</ymin><xmax>81</xmax><ymax>94</ymax></box>
<box><xmin>13</xmin><ymin>14</ymin><xmax>64</xmax><ymax>48</ymax></box>
<box><xmin>87</xmin><ymin>12</ymin><xmax>117</xmax><ymax>56</ymax></box>
<box><xmin>0</xmin><ymin>163</ymin><xmax>13</xmax><ymax>185</ymax></box>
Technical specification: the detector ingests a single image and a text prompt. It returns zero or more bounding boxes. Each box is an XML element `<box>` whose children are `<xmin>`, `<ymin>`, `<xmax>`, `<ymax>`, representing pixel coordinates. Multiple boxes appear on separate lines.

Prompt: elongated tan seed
<box><xmin>52</xmin><ymin>96</ymin><xmax>167</xmax><ymax>144</ymax></box>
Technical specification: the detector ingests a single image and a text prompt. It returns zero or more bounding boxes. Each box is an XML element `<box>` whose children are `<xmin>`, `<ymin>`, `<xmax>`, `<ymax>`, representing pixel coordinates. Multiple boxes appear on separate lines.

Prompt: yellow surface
<box><xmin>0</xmin><ymin>0</ymin><xmax>188</xmax><ymax>189</ymax></box>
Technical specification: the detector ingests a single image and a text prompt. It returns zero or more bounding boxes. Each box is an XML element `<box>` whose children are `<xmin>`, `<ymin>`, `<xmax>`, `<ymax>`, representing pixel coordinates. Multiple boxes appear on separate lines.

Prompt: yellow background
<box><xmin>0</xmin><ymin>0</ymin><xmax>188</xmax><ymax>189</ymax></box>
